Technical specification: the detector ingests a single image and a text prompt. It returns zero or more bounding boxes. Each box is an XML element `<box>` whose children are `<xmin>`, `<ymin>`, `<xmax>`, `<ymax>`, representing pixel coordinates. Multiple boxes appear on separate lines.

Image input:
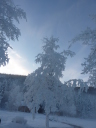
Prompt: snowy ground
<box><xmin>0</xmin><ymin>110</ymin><xmax>96</xmax><ymax>128</ymax></box>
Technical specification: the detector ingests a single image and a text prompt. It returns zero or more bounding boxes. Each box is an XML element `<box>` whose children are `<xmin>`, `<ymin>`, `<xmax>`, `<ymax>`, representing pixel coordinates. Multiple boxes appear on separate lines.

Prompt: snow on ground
<box><xmin>50</xmin><ymin>115</ymin><xmax>96</xmax><ymax>128</ymax></box>
<box><xmin>0</xmin><ymin>110</ymin><xmax>96</xmax><ymax>128</ymax></box>
<box><xmin>0</xmin><ymin>110</ymin><xmax>71</xmax><ymax>128</ymax></box>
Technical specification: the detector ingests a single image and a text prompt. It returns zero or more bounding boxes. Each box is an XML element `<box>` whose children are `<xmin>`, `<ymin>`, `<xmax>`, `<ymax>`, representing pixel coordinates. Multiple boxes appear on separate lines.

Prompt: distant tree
<box><xmin>64</xmin><ymin>79</ymin><xmax>96</xmax><ymax>117</ymax></box>
<box><xmin>0</xmin><ymin>82</ymin><xmax>3</xmax><ymax>104</ymax></box>
<box><xmin>7</xmin><ymin>85</ymin><xmax>23</xmax><ymax>111</ymax></box>
<box><xmin>69</xmin><ymin>16</ymin><xmax>96</xmax><ymax>88</ymax></box>
<box><xmin>74</xmin><ymin>90</ymin><xmax>96</xmax><ymax>117</ymax></box>
<box><xmin>24</xmin><ymin>36</ymin><xmax>75</xmax><ymax>128</ymax></box>
<box><xmin>63</xmin><ymin>79</ymin><xmax>93</xmax><ymax>117</ymax></box>
<box><xmin>0</xmin><ymin>79</ymin><xmax>7</xmax><ymax>106</ymax></box>
<box><xmin>59</xmin><ymin>85</ymin><xmax>76</xmax><ymax>116</ymax></box>
<box><xmin>6</xmin><ymin>80</ymin><xmax>24</xmax><ymax>111</ymax></box>
<box><xmin>0</xmin><ymin>0</ymin><xmax>26</xmax><ymax>66</ymax></box>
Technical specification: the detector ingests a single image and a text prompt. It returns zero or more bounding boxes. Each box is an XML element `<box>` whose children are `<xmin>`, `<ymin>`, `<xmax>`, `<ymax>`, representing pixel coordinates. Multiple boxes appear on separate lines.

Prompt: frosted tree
<box><xmin>64</xmin><ymin>79</ymin><xmax>89</xmax><ymax>117</ymax></box>
<box><xmin>24</xmin><ymin>36</ymin><xmax>75</xmax><ymax>128</ymax></box>
<box><xmin>88</xmin><ymin>69</ymin><xmax>96</xmax><ymax>88</ymax></box>
<box><xmin>0</xmin><ymin>0</ymin><xmax>26</xmax><ymax>66</ymax></box>
<box><xmin>59</xmin><ymin>85</ymin><xmax>76</xmax><ymax>116</ymax></box>
<box><xmin>7</xmin><ymin>85</ymin><xmax>23</xmax><ymax>111</ymax></box>
<box><xmin>74</xmin><ymin>90</ymin><xmax>96</xmax><ymax>117</ymax></box>
<box><xmin>6</xmin><ymin>79</ymin><xmax>25</xmax><ymax>110</ymax></box>
<box><xmin>69</xmin><ymin>17</ymin><xmax>96</xmax><ymax>87</ymax></box>
<box><xmin>65</xmin><ymin>79</ymin><xmax>89</xmax><ymax>92</ymax></box>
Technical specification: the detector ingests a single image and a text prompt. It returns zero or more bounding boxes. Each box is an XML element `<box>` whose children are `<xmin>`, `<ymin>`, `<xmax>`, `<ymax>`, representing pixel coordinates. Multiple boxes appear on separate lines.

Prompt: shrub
<box><xmin>12</xmin><ymin>116</ymin><xmax>27</xmax><ymax>124</ymax></box>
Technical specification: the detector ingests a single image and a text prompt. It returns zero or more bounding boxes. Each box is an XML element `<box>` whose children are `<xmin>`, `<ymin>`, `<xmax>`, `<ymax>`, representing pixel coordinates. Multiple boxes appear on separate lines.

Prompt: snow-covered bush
<box><xmin>12</xmin><ymin>116</ymin><xmax>27</xmax><ymax>124</ymax></box>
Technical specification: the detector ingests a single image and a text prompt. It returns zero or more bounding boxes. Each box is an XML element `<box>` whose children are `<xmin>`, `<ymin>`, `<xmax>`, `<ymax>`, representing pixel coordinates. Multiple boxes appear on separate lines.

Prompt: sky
<box><xmin>0</xmin><ymin>0</ymin><xmax>96</xmax><ymax>83</ymax></box>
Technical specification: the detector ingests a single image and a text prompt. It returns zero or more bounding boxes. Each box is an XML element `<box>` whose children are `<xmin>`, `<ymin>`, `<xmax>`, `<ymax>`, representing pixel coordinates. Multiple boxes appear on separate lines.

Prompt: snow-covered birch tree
<box><xmin>0</xmin><ymin>0</ymin><xmax>26</xmax><ymax>66</ymax></box>
<box><xmin>24</xmin><ymin>36</ymin><xmax>75</xmax><ymax>128</ymax></box>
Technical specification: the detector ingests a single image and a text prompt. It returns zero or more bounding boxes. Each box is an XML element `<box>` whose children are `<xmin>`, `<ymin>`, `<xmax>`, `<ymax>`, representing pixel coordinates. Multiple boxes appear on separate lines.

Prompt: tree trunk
<box><xmin>46</xmin><ymin>114</ymin><xmax>49</xmax><ymax>128</ymax></box>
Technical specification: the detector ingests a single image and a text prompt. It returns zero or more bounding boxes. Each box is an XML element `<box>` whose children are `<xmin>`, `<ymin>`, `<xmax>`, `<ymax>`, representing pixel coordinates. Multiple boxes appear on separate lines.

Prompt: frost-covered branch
<box><xmin>69</xmin><ymin>16</ymin><xmax>96</xmax><ymax>88</ymax></box>
<box><xmin>0</xmin><ymin>0</ymin><xmax>26</xmax><ymax>66</ymax></box>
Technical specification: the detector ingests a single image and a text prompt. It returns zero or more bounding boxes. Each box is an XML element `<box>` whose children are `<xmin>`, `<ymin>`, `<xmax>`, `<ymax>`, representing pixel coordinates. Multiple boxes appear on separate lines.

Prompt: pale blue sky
<box><xmin>1</xmin><ymin>0</ymin><xmax>96</xmax><ymax>82</ymax></box>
